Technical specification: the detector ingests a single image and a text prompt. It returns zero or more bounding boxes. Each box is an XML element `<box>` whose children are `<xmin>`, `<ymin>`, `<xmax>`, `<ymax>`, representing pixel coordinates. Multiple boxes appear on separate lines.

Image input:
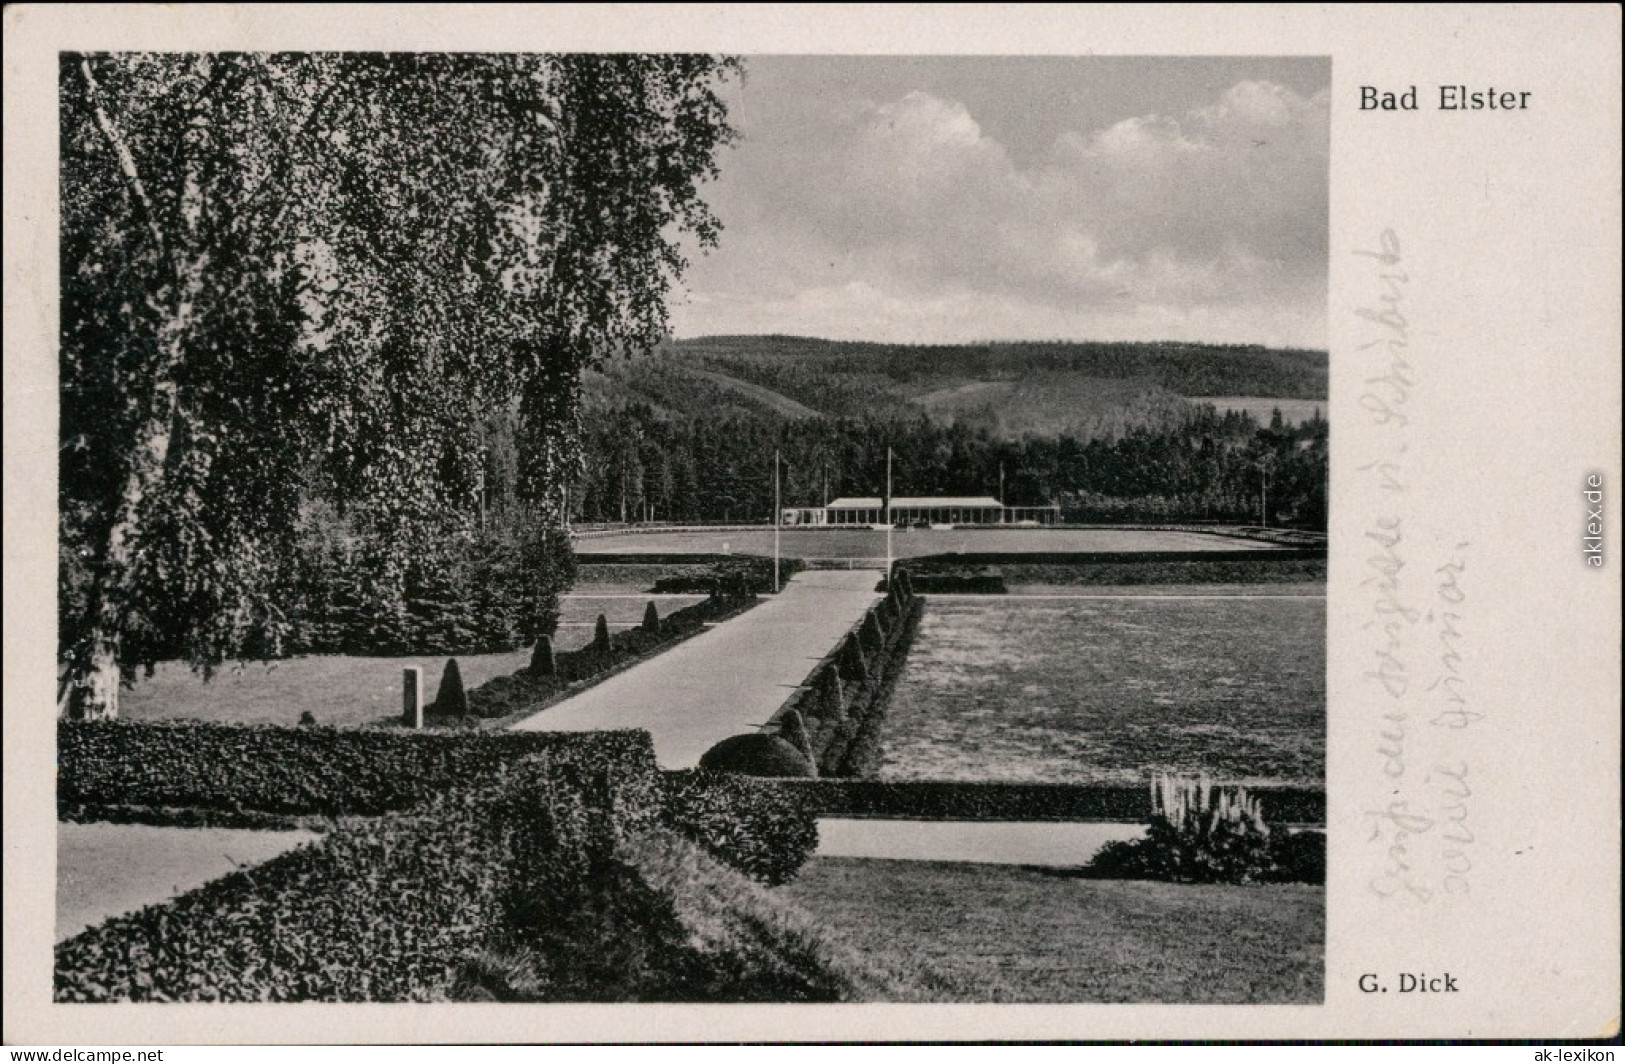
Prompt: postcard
<box><xmin>4</xmin><ymin>3</ymin><xmax>1619</xmax><ymax>1045</ymax></box>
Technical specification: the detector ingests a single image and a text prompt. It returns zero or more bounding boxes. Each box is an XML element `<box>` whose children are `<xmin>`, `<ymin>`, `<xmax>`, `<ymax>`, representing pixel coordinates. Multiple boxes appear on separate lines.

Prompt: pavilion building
<box><xmin>780</xmin><ymin>495</ymin><xmax>1060</xmax><ymax>527</ymax></box>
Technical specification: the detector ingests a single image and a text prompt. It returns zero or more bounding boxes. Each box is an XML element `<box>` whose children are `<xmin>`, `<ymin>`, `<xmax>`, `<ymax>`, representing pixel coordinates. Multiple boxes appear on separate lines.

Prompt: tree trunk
<box><xmin>59</xmin><ymin>260</ymin><xmax>204</xmax><ymax>719</ymax></box>
<box><xmin>61</xmin><ymin>59</ymin><xmax>202</xmax><ymax>720</ymax></box>
<box><xmin>59</xmin><ymin>634</ymin><xmax>122</xmax><ymax>721</ymax></box>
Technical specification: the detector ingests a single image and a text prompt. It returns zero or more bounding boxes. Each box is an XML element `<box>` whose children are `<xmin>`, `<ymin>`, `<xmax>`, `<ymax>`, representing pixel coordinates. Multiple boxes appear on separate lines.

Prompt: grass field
<box><xmin>577</xmin><ymin>527</ymin><xmax>1276</xmax><ymax>559</ymax></box>
<box><xmin>117</xmin><ymin>580</ymin><xmax>699</xmax><ymax>728</ymax></box>
<box><xmin>118</xmin><ymin>649</ymin><xmax>535</xmax><ymax>728</ymax></box>
<box><xmin>781</xmin><ymin>857</ymin><xmax>1323</xmax><ymax>1003</ymax></box>
<box><xmin>881</xmin><ymin>597</ymin><xmax>1324</xmax><ymax>785</ymax></box>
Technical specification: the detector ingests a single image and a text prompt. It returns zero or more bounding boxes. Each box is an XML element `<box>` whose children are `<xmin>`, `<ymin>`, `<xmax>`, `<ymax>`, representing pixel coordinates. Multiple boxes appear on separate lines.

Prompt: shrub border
<box><xmin>58</xmin><ymin>720</ymin><xmax>659</xmax><ymax>820</ymax></box>
<box><xmin>901</xmin><ymin>547</ymin><xmax>1325</xmax><ymax>568</ymax></box>
<box><xmin>55</xmin><ymin>748</ymin><xmax>666</xmax><ymax>1002</ymax></box>
<box><xmin>764</xmin><ymin>583</ymin><xmax>925</xmax><ymax>778</ymax></box>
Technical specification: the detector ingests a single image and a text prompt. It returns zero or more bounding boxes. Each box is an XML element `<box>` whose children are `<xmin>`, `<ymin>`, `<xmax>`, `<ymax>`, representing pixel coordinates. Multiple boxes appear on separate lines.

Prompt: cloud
<box><xmin>674</xmin><ymin>79</ymin><xmax>1329</xmax><ymax>347</ymax></box>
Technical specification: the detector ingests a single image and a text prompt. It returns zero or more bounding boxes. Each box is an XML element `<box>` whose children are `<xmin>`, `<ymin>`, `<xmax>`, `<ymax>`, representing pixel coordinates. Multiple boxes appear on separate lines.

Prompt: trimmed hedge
<box><xmin>579</xmin><ymin>558</ymin><xmax>801</xmax><ymax>597</ymax></box>
<box><xmin>660</xmin><ymin>770</ymin><xmax>820</xmax><ymax>886</ymax></box>
<box><xmin>765</xmin><ymin>778</ymin><xmax>1326</xmax><ymax>826</ymax></box>
<box><xmin>634</xmin><ymin>555</ymin><xmax>807</xmax><ymax>595</ymax></box>
<box><xmin>58</xmin><ymin>719</ymin><xmax>659</xmax><ymax>818</ymax></box>
<box><xmin>698</xmin><ymin>734</ymin><xmax>816</xmax><ymax>778</ymax></box>
<box><xmin>56</xmin><ymin>802</ymin><xmax>326</xmax><ymax>832</ymax></box>
<box><xmin>909</xmin><ymin>573</ymin><xmax>1007</xmax><ymax>594</ymax></box>
<box><xmin>448</xmin><ymin>829</ymin><xmax>948</xmax><ymax>1004</ymax></box>
<box><xmin>54</xmin><ymin>733</ymin><xmax>830</xmax><ymax>1001</ymax></box>
<box><xmin>1087</xmin><ymin>825</ymin><xmax>1325</xmax><ymax>884</ymax></box>
<box><xmin>1269</xmin><ymin>828</ymin><xmax>1327</xmax><ymax>883</ymax></box>
<box><xmin>55</xmin><ymin>749</ymin><xmax>665</xmax><ymax>1002</ymax></box>
<box><xmin>829</xmin><ymin>597</ymin><xmax>925</xmax><ymax>777</ymax></box>
<box><xmin>776</xmin><ymin>589</ymin><xmax>924</xmax><ymax>778</ymax></box>
<box><xmin>902</xmin><ymin>548</ymin><xmax>1325</xmax><ymax>568</ymax></box>
<box><xmin>897</xmin><ymin>554</ymin><xmax>1325</xmax><ymax>590</ymax></box>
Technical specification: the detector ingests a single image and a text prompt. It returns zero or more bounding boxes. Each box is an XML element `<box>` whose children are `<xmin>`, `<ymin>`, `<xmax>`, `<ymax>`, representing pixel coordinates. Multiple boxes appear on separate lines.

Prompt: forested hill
<box><xmin>585</xmin><ymin>335</ymin><xmax>1327</xmax><ymax>441</ymax></box>
<box><xmin>572</xmin><ymin>334</ymin><xmax>1328</xmax><ymax>528</ymax></box>
<box><xmin>672</xmin><ymin>335</ymin><xmax>1327</xmax><ymax>399</ymax></box>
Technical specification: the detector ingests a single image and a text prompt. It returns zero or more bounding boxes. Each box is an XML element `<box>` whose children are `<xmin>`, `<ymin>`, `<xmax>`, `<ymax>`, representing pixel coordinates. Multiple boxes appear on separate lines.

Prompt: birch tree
<box><xmin>58</xmin><ymin>52</ymin><xmax>738</xmax><ymax>717</ymax></box>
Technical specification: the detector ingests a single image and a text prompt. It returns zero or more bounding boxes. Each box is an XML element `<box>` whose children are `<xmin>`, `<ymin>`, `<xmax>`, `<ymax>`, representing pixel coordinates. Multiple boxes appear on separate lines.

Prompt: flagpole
<box><xmin>774</xmin><ymin>449</ymin><xmax>781</xmax><ymax>593</ymax></box>
<box><xmin>886</xmin><ymin>447</ymin><xmax>893</xmax><ymax>585</ymax></box>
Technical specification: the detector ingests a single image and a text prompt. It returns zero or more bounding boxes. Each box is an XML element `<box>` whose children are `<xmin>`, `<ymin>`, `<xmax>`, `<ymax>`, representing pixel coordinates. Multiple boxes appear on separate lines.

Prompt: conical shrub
<box><xmin>841</xmin><ymin>636</ymin><xmax>869</xmax><ymax>686</ymax></box>
<box><xmin>592</xmin><ymin>613</ymin><xmax>611</xmax><ymax>653</ymax></box>
<box><xmin>642</xmin><ymin>601</ymin><xmax>661</xmax><ymax>633</ymax></box>
<box><xmin>866</xmin><ymin>609</ymin><xmax>886</xmax><ymax>644</ymax></box>
<box><xmin>822</xmin><ymin>669</ymin><xmax>846</xmax><ymax>722</ymax></box>
<box><xmin>433</xmin><ymin>657</ymin><xmax>468</xmax><ymax>716</ymax></box>
<box><xmin>529</xmin><ymin>635</ymin><xmax>555</xmax><ymax>678</ymax></box>
<box><xmin>779</xmin><ymin>709</ymin><xmax>818</xmax><ymax>770</ymax></box>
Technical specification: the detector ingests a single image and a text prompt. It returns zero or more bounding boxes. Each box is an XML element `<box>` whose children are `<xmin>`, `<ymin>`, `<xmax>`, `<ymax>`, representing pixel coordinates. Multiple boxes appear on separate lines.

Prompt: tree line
<box><xmin>569</xmin><ymin>404</ymin><xmax>1328</xmax><ymax>529</ymax></box>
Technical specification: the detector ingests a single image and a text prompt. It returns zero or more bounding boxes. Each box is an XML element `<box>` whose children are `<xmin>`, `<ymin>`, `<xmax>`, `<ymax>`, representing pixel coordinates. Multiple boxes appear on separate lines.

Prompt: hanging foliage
<box><xmin>58</xmin><ymin>52</ymin><xmax>740</xmax><ymax>716</ymax></box>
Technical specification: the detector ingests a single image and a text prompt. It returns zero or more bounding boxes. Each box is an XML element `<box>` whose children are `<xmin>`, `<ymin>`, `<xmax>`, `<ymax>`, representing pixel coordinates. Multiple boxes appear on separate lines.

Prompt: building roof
<box><xmin>825</xmin><ymin>495</ymin><xmax>1004</xmax><ymax>509</ymax></box>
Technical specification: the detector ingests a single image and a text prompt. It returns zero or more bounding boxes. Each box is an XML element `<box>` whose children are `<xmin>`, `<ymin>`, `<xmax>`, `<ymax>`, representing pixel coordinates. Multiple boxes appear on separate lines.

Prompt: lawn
<box><xmin>577</xmin><ymin>527</ymin><xmax>1279</xmax><ymax>559</ymax></box>
<box><xmin>118</xmin><ymin>649</ymin><xmax>536</xmax><ymax>728</ymax></box>
<box><xmin>881</xmin><ymin>597</ymin><xmax>1324</xmax><ymax>785</ymax></box>
<box><xmin>781</xmin><ymin>857</ymin><xmax>1323</xmax><ymax>1003</ymax></box>
<box><xmin>117</xmin><ymin>580</ymin><xmax>702</xmax><ymax>728</ymax></box>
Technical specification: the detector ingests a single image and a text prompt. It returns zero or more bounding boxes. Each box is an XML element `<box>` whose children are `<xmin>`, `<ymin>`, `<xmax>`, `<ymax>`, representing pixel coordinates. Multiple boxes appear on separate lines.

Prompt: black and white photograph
<box><xmin>5</xmin><ymin>3</ymin><xmax>1619</xmax><ymax>1048</ymax></box>
<box><xmin>47</xmin><ymin>48</ymin><xmax>1329</xmax><ymax>1006</ymax></box>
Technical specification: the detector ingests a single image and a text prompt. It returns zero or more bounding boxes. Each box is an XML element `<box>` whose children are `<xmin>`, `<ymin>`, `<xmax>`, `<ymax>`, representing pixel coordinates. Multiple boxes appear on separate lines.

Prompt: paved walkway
<box><xmin>814</xmin><ymin>819</ymin><xmax>1146</xmax><ymax>867</ymax></box>
<box><xmin>929</xmin><ymin>593</ymin><xmax>1326</xmax><ymax>601</ymax></box>
<box><xmin>511</xmin><ymin>570</ymin><xmax>881</xmax><ymax>767</ymax></box>
<box><xmin>58</xmin><ymin>823</ymin><xmax>317</xmax><ymax>942</ymax></box>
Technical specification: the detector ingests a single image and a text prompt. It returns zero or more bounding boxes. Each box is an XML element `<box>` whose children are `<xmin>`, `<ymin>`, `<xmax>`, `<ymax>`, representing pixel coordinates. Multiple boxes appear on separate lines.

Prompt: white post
<box><xmin>402</xmin><ymin>666</ymin><xmax>423</xmax><ymax>729</ymax></box>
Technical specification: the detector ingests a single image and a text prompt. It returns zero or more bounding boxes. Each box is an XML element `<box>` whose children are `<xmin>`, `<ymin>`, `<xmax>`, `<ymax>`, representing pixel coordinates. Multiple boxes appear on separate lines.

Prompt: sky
<box><xmin>668</xmin><ymin>56</ymin><xmax>1330</xmax><ymax>349</ymax></box>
